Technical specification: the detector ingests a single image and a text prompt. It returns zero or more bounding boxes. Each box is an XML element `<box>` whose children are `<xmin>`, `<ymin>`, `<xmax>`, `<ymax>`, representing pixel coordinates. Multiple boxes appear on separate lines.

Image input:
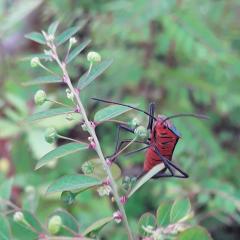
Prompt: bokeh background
<box><xmin>0</xmin><ymin>0</ymin><xmax>240</xmax><ymax>239</ymax></box>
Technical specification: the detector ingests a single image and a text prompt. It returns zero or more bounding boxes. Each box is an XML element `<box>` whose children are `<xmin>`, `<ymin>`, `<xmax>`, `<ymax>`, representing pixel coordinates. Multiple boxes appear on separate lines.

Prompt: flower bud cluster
<box><xmin>48</xmin><ymin>215</ymin><xmax>62</xmax><ymax>235</ymax></box>
<box><xmin>87</xmin><ymin>51</ymin><xmax>101</xmax><ymax>63</ymax></box>
<box><xmin>44</xmin><ymin>127</ymin><xmax>57</xmax><ymax>143</ymax></box>
<box><xmin>34</xmin><ymin>90</ymin><xmax>47</xmax><ymax>105</ymax></box>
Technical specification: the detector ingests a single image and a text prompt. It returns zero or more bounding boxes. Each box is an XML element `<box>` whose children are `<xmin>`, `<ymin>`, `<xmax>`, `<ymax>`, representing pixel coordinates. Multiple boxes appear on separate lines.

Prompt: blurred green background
<box><xmin>0</xmin><ymin>0</ymin><xmax>240</xmax><ymax>239</ymax></box>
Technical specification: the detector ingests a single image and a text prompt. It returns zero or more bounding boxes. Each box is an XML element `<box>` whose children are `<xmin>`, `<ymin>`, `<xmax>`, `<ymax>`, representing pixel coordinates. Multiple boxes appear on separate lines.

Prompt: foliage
<box><xmin>0</xmin><ymin>0</ymin><xmax>240</xmax><ymax>239</ymax></box>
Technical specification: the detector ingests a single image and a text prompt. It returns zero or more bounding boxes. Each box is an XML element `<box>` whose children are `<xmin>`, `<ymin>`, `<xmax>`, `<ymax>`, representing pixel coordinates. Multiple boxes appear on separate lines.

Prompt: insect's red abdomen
<box><xmin>144</xmin><ymin>118</ymin><xmax>179</xmax><ymax>172</ymax></box>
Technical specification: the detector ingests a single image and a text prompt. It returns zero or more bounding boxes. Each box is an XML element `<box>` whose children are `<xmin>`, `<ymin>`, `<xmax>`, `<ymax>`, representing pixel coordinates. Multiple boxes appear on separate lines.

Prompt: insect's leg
<box><xmin>124</xmin><ymin>145</ymin><xmax>150</xmax><ymax>157</ymax></box>
<box><xmin>106</xmin><ymin>123</ymin><xmax>134</xmax><ymax>163</ymax></box>
<box><xmin>167</xmin><ymin>160</ymin><xmax>189</xmax><ymax>178</ymax></box>
<box><xmin>110</xmin><ymin>124</ymin><xmax>134</xmax><ymax>155</ymax></box>
<box><xmin>153</xmin><ymin>147</ymin><xmax>188</xmax><ymax>178</ymax></box>
<box><xmin>147</xmin><ymin>102</ymin><xmax>155</xmax><ymax>130</ymax></box>
<box><xmin>108</xmin><ymin>139</ymin><xmax>149</xmax><ymax>163</ymax></box>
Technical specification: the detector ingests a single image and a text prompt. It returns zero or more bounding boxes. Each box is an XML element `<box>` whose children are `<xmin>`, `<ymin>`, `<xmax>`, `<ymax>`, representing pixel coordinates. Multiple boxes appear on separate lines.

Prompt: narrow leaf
<box><xmin>35</xmin><ymin>143</ymin><xmax>88</xmax><ymax>170</ymax></box>
<box><xmin>23</xmin><ymin>76</ymin><xmax>62</xmax><ymax>86</ymax></box>
<box><xmin>47</xmin><ymin>174</ymin><xmax>102</xmax><ymax>193</ymax></box>
<box><xmin>83</xmin><ymin>216</ymin><xmax>113</xmax><ymax>236</ymax></box>
<box><xmin>177</xmin><ymin>226</ymin><xmax>213</xmax><ymax>240</ymax></box>
<box><xmin>94</xmin><ymin>104</ymin><xmax>138</xmax><ymax>122</ymax></box>
<box><xmin>156</xmin><ymin>202</ymin><xmax>172</xmax><ymax>227</ymax></box>
<box><xmin>24</xmin><ymin>32</ymin><xmax>46</xmax><ymax>44</ymax></box>
<box><xmin>138</xmin><ymin>213</ymin><xmax>156</xmax><ymax>236</ymax></box>
<box><xmin>28</xmin><ymin>108</ymin><xmax>74</xmax><ymax>122</ymax></box>
<box><xmin>77</xmin><ymin>59</ymin><xmax>113</xmax><ymax>90</ymax></box>
<box><xmin>170</xmin><ymin>198</ymin><xmax>191</xmax><ymax>224</ymax></box>
<box><xmin>127</xmin><ymin>163</ymin><xmax>165</xmax><ymax>198</ymax></box>
<box><xmin>0</xmin><ymin>119</ymin><xmax>20</xmax><ymax>138</ymax></box>
<box><xmin>0</xmin><ymin>215</ymin><xmax>11</xmax><ymax>240</ymax></box>
<box><xmin>66</xmin><ymin>39</ymin><xmax>91</xmax><ymax>64</ymax></box>
<box><xmin>22</xmin><ymin>53</ymin><xmax>52</xmax><ymax>61</ymax></box>
<box><xmin>48</xmin><ymin>20</ymin><xmax>59</xmax><ymax>35</ymax></box>
<box><xmin>55</xmin><ymin>21</ymin><xmax>86</xmax><ymax>46</ymax></box>
<box><xmin>0</xmin><ymin>178</ymin><xmax>13</xmax><ymax>200</ymax></box>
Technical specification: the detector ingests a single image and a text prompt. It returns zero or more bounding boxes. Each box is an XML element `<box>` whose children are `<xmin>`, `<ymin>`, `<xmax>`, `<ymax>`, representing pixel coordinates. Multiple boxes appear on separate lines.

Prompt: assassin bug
<box><xmin>92</xmin><ymin>98</ymin><xmax>208</xmax><ymax>178</ymax></box>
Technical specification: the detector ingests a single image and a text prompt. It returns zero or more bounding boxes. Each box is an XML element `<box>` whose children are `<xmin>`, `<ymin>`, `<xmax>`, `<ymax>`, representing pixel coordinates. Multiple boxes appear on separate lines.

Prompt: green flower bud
<box><xmin>81</xmin><ymin>161</ymin><xmax>94</xmax><ymax>175</ymax></box>
<box><xmin>66</xmin><ymin>88</ymin><xmax>74</xmax><ymax>101</ymax></box>
<box><xmin>97</xmin><ymin>185</ymin><xmax>112</xmax><ymax>197</ymax></box>
<box><xmin>0</xmin><ymin>158</ymin><xmax>10</xmax><ymax>175</ymax></box>
<box><xmin>13</xmin><ymin>211</ymin><xmax>24</xmax><ymax>223</ymax></box>
<box><xmin>66</xmin><ymin>113</ymin><xmax>74</xmax><ymax>121</ymax></box>
<box><xmin>44</xmin><ymin>127</ymin><xmax>57</xmax><ymax>143</ymax></box>
<box><xmin>61</xmin><ymin>191</ymin><xmax>75</xmax><ymax>205</ymax></box>
<box><xmin>34</xmin><ymin>90</ymin><xmax>47</xmax><ymax>105</ymax></box>
<box><xmin>129</xmin><ymin>117</ymin><xmax>141</xmax><ymax>129</ymax></box>
<box><xmin>134</xmin><ymin>126</ymin><xmax>148</xmax><ymax>139</ymax></box>
<box><xmin>81</xmin><ymin>123</ymin><xmax>88</xmax><ymax>131</ymax></box>
<box><xmin>25</xmin><ymin>185</ymin><xmax>35</xmax><ymax>194</ymax></box>
<box><xmin>87</xmin><ymin>51</ymin><xmax>101</xmax><ymax>62</ymax></box>
<box><xmin>48</xmin><ymin>215</ymin><xmax>62</xmax><ymax>235</ymax></box>
<box><xmin>31</xmin><ymin>57</ymin><xmax>41</xmax><ymax>67</ymax></box>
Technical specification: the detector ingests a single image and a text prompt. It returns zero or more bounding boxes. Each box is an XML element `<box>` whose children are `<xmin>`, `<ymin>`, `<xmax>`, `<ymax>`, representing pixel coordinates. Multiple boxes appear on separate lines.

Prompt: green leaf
<box><xmin>48</xmin><ymin>21</ymin><xmax>59</xmax><ymax>35</ymax></box>
<box><xmin>94</xmin><ymin>104</ymin><xmax>138</xmax><ymax>122</ymax></box>
<box><xmin>127</xmin><ymin>163</ymin><xmax>165</xmax><ymax>198</ymax></box>
<box><xmin>176</xmin><ymin>226</ymin><xmax>213</xmax><ymax>240</ymax></box>
<box><xmin>0</xmin><ymin>178</ymin><xmax>13</xmax><ymax>200</ymax></box>
<box><xmin>22</xmin><ymin>53</ymin><xmax>52</xmax><ymax>61</ymax></box>
<box><xmin>24</xmin><ymin>32</ymin><xmax>46</xmax><ymax>44</ymax></box>
<box><xmin>55</xmin><ymin>21</ymin><xmax>86</xmax><ymax>46</ymax></box>
<box><xmin>47</xmin><ymin>174</ymin><xmax>102</xmax><ymax>193</ymax></box>
<box><xmin>170</xmin><ymin>198</ymin><xmax>191</xmax><ymax>224</ymax></box>
<box><xmin>83</xmin><ymin>216</ymin><xmax>113</xmax><ymax>236</ymax></box>
<box><xmin>28</xmin><ymin>108</ymin><xmax>74</xmax><ymax>122</ymax></box>
<box><xmin>0</xmin><ymin>215</ymin><xmax>11</xmax><ymax>240</ymax></box>
<box><xmin>77</xmin><ymin>59</ymin><xmax>113</xmax><ymax>90</ymax></box>
<box><xmin>156</xmin><ymin>202</ymin><xmax>172</xmax><ymax>227</ymax></box>
<box><xmin>35</xmin><ymin>142</ymin><xmax>88</xmax><ymax>170</ymax></box>
<box><xmin>0</xmin><ymin>119</ymin><xmax>20</xmax><ymax>138</ymax></box>
<box><xmin>66</xmin><ymin>39</ymin><xmax>91</xmax><ymax>64</ymax></box>
<box><xmin>23</xmin><ymin>76</ymin><xmax>62</xmax><ymax>86</ymax></box>
<box><xmin>138</xmin><ymin>212</ymin><xmax>156</xmax><ymax>236</ymax></box>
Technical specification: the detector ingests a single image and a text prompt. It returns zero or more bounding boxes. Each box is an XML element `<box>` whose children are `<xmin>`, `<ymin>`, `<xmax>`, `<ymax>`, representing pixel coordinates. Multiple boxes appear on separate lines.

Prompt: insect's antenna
<box><xmin>161</xmin><ymin>113</ymin><xmax>209</xmax><ymax>124</ymax></box>
<box><xmin>91</xmin><ymin>98</ymin><xmax>157</xmax><ymax>120</ymax></box>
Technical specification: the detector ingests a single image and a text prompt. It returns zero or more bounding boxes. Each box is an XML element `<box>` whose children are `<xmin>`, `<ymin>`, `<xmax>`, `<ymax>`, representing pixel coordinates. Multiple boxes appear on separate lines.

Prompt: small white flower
<box><xmin>13</xmin><ymin>211</ymin><xmax>24</xmax><ymax>222</ymax></box>
<box><xmin>48</xmin><ymin>34</ymin><xmax>55</xmax><ymax>41</ymax></box>
<box><xmin>113</xmin><ymin>211</ymin><xmax>122</xmax><ymax>224</ymax></box>
<box><xmin>31</xmin><ymin>57</ymin><xmax>40</xmax><ymax>67</ymax></box>
<box><xmin>66</xmin><ymin>88</ymin><xmax>74</xmax><ymax>101</ymax></box>
<box><xmin>69</xmin><ymin>37</ymin><xmax>77</xmax><ymax>46</ymax></box>
<box><xmin>97</xmin><ymin>185</ymin><xmax>112</xmax><ymax>196</ymax></box>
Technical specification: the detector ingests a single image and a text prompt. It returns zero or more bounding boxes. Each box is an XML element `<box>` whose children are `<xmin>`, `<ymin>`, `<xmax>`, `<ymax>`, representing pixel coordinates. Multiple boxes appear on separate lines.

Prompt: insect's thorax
<box><xmin>144</xmin><ymin>117</ymin><xmax>180</xmax><ymax>172</ymax></box>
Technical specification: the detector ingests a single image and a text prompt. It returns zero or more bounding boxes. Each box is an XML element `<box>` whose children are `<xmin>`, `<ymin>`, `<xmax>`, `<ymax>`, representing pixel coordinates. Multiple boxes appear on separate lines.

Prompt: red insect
<box><xmin>92</xmin><ymin>98</ymin><xmax>207</xmax><ymax>178</ymax></box>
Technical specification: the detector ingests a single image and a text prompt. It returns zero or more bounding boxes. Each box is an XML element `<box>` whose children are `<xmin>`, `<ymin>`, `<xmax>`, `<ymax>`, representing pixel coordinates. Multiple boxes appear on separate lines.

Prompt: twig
<box><xmin>50</xmin><ymin>43</ymin><xmax>134</xmax><ymax>240</ymax></box>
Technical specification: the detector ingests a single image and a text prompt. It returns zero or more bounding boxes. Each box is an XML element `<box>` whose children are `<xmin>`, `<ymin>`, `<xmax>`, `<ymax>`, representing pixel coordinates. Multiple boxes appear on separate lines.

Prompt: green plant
<box><xmin>0</xmin><ymin>20</ymin><xmax>214</xmax><ymax>239</ymax></box>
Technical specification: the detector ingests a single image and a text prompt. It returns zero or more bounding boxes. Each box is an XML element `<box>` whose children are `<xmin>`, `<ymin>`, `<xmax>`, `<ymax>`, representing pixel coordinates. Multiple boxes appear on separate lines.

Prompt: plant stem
<box><xmin>51</xmin><ymin>45</ymin><xmax>134</xmax><ymax>240</ymax></box>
